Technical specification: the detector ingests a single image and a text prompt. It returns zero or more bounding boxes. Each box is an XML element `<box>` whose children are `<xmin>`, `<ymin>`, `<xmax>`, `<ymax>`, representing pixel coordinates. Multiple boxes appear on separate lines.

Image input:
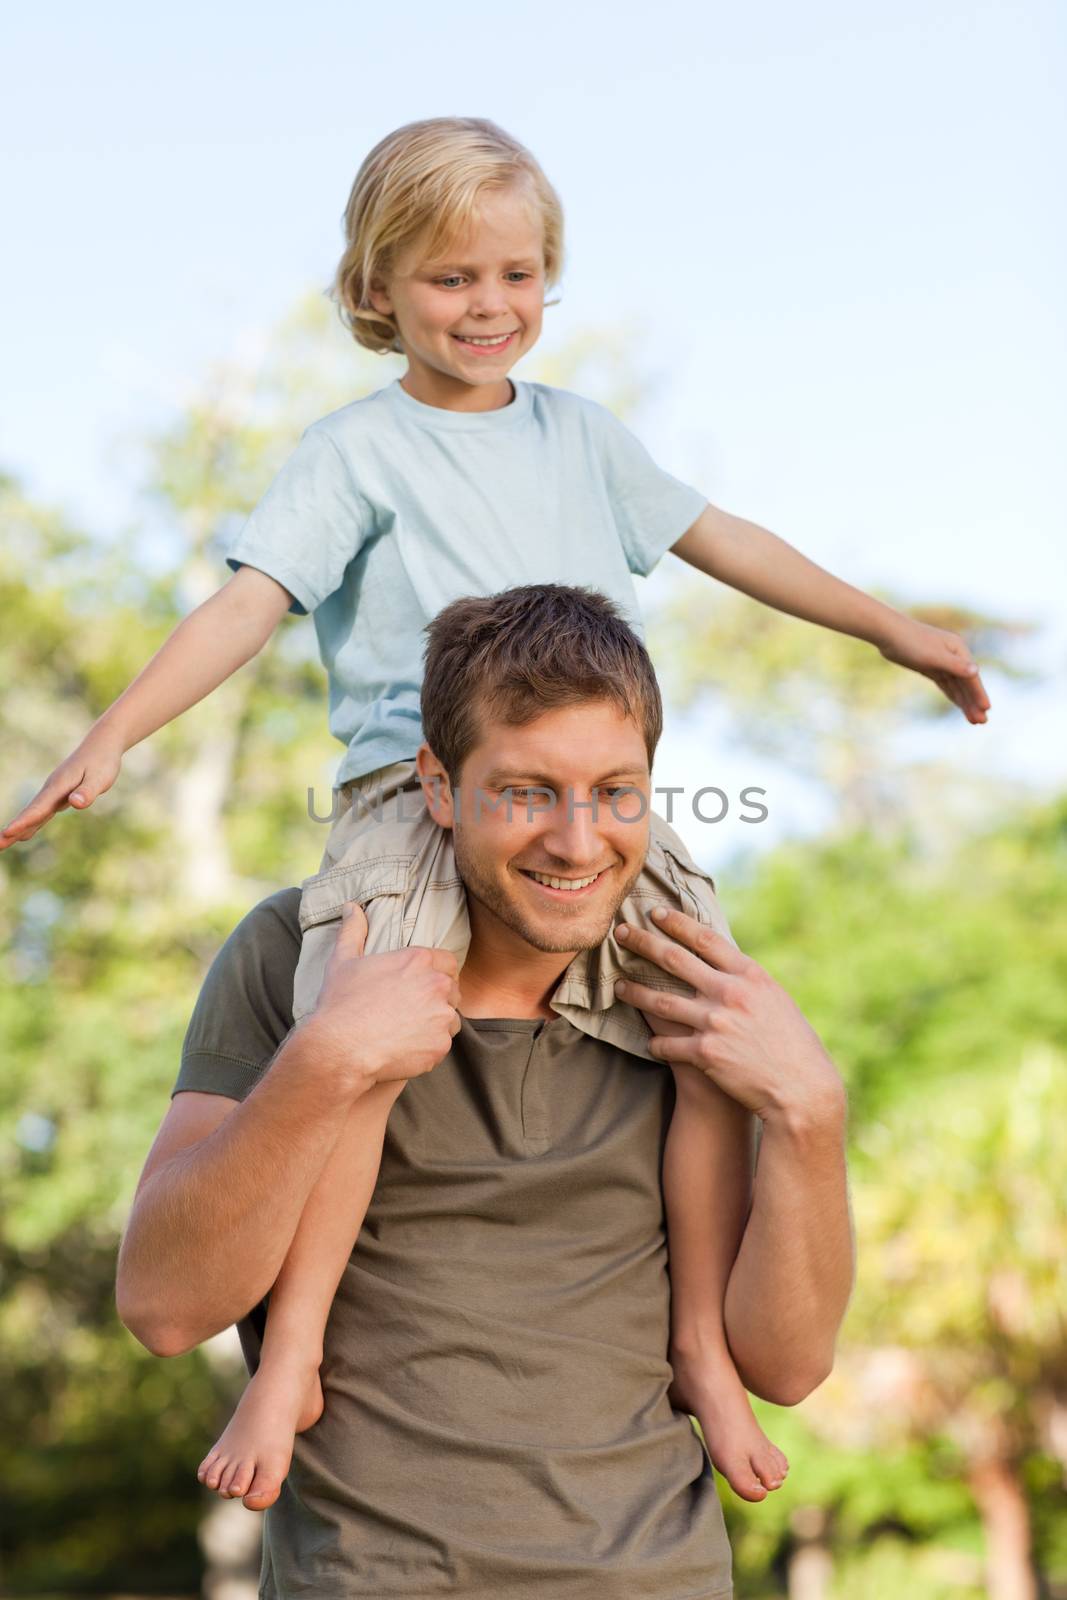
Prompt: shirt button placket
<box><xmin>520</xmin><ymin>1028</ymin><xmax>551</xmax><ymax>1151</ymax></box>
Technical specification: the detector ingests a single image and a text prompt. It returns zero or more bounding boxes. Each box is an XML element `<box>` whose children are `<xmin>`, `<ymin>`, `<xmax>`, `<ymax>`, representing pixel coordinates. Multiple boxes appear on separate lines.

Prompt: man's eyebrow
<box><xmin>483</xmin><ymin>768</ymin><xmax>649</xmax><ymax>788</ymax></box>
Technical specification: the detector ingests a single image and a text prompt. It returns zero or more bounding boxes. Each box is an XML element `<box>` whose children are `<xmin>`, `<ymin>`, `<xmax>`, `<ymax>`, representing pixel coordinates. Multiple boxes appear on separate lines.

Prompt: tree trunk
<box><xmin>171</xmin><ymin>677</ymin><xmax>245</xmax><ymax>905</ymax></box>
<box><xmin>198</xmin><ymin>1492</ymin><xmax>262</xmax><ymax>1600</ymax></box>
<box><xmin>787</xmin><ymin>1503</ymin><xmax>833</xmax><ymax>1600</ymax></box>
<box><xmin>968</xmin><ymin>1453</ymin><xmax>1037</xmax><ymax>1600</ymax></box>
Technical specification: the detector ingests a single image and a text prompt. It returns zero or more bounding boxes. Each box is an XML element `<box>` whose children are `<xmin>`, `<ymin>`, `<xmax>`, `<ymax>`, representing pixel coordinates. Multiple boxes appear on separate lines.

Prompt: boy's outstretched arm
<box><xmin>671</xmin><ymin>504</ymin><xmax>991</xmax><ymax>724</ymax></box>
<box><xmin>0</xmin><ymin>565</ymin><xmax>294</xmax><ymax>849</ymax></box>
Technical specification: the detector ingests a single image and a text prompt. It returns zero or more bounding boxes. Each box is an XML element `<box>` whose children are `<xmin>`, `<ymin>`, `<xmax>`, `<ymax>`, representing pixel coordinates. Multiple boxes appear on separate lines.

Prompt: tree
<box><xmin>0</xmin><ymin>308</ymin><xmax>677</xmax><ymax>1590</ymax></box>
<box><xmin>804</xmin><ymin>1050</ymin><xmax>1067</xmax><ymax>1600</ymax></box>
<box><xmin>712</xmin><ymin>799</ymin><xmax>1067</xmax><ymax>1599</ymax></box>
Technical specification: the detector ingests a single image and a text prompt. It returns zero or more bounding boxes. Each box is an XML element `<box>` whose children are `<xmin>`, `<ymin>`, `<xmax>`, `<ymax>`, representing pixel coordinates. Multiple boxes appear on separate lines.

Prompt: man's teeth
<box><xmin>455</xmin><ymin>332</ymin><xmax>513</xmax><ymax>346</ymax></box>
<box><xmin>528</xmin><ymin>870</ymin><xmax>600</xmax><ymax>891</ymax></box>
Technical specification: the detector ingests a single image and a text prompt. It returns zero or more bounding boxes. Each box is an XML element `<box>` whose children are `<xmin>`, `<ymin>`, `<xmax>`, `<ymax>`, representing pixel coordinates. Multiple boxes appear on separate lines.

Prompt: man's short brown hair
<box><xmin>421</xmin><ymin>585</ymin><xmax>663</xmax><ymax>781</ymax></box>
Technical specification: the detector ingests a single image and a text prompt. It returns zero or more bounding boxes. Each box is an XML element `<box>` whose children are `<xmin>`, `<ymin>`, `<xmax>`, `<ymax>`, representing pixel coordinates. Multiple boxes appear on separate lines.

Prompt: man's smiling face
<box><xmin>419</xmin><ymin>699</ymin><xmax>652</xmax><ymax>957</ymax></box>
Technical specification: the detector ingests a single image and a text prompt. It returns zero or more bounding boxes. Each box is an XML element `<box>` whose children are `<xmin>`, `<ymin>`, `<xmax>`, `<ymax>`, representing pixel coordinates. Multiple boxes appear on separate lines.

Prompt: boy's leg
<box><xmin>662</xmin><ymin>1061</ymin><xmax>791</xmax><ymax>1501</ymax></box>
<box><xmin>293</xmin><ymin>761</ymin><xmax>422</xmax><ymax>1025</ymax></box>
<box><xmin>200</xmin><ymin>760</ymin><xmax>470</xmax><ymax>1514</ymax></box>
<box><xmin>198</xmin><ymin>1076</ymin><xmax>405</xmax><ymax>1511</ymax></box>
<box><xmin>293</xmin><ymin>760</ymin><xmax>469</xmax><ymax>1027</ymax></box>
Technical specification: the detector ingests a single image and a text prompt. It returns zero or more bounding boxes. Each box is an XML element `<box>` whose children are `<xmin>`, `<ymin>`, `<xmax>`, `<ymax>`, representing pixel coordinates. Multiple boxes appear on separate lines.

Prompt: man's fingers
<box><xmin>644</xmin><ymin>1031</ymin><xmax>704</xmax><ymax>1069</ymax></box>
<box><xmin>616</xmin><ymin>909</ymin><xmax>747</xmax><ymax>981</ymax></box>
<box><xmin>335</xmin><ymin>915</ymin><xmax>461</xmax><ymax>979</ymax></box>
<box><xmin>428</xmin><ymin>948</ymin><xmax>460</xmax><ymax>978</ymax></box>
<box><xmin>614</xmin><ymin>979</ymin><xmax>709</xmax><ymax>1030</ymax></box>
<box><xmin>339</xmin><ymin>902</ymin><xmax>369</xmax><ymax>955</ymax></box>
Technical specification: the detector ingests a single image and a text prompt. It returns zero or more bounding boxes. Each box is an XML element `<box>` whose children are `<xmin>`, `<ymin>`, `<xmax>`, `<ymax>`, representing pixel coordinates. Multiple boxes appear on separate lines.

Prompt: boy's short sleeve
<box><xmin>225</xmin><ymin>426</ymin><xmax>368</xmax><ymax>615</ymax></box>
<box><xmin>591</xmin><ymin>403</ymin><xmax>708</xmax><ymax>577</ymax></box>
<box><xmin>172</xmin><ymin>889</ymin><xmax>302</xmax><ymax>1102</ymax></box>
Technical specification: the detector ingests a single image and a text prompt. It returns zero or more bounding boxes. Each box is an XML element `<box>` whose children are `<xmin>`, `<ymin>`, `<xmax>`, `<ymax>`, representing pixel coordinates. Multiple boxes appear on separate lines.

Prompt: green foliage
<box><xmin>712</xmin><ymin>804</ymin><xmax>1067</xmax><ymax>1591</ymax></box>
<box><xmin>727</xmin><ymin>800</ymin><xmax>1067</xmax><ymax>1126</ymax></box>
<box><xmin>0</xmin><ymin>311</ymin><xmax>360</xmax><ymax>1587</ymax></box>
<box><xmin>1</xmin><ymin>310</ymin><xmax>1063</xmax><ymax>1595</ymax></box>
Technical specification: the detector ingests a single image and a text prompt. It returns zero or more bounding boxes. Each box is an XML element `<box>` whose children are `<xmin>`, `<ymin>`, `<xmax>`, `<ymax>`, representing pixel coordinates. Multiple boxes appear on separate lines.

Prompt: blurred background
<box><xmin>1</xmin><ymin>1</ymin><xmax>1064</xmax><ymax>1595</ymax></box>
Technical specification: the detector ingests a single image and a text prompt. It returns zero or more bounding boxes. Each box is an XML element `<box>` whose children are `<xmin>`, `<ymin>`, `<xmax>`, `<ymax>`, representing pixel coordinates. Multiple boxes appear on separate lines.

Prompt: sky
<box><xmin>2</xmin><ymin>0</ymin><xmax>1064</xmax><ymax>861</ymax></box>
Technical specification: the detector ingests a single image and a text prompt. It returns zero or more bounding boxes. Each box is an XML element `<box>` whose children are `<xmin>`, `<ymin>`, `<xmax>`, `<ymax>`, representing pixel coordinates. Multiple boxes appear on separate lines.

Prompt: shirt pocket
<box><xmin>646</xmin><ymin>820</ymin><xmax>733</xmax><ymax>943</ymax></box>
<box><xmin>298</xmin><ymin>853</ymin><xmax>412</xmax><ymax>953</ymax></box>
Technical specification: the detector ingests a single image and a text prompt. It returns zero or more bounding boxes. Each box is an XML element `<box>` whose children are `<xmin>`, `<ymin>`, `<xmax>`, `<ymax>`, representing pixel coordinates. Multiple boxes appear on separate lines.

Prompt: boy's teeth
<box><xmin>456</xmin><ymin>333</ymin><xmax>512</xmax><ymax>346</ymax></box>
<box><xmin>528</xmin><ymin>870</ymin><xmax>600</xmax><ymax>890</ymax></box>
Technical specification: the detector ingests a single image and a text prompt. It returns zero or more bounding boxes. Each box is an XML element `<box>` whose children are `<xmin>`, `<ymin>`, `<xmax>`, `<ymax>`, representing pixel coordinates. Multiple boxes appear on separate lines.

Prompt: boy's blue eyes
<box><xmin>436</xmin><ymin>272</ymin><xmax>532</xmax><ymax>287</ymax></box>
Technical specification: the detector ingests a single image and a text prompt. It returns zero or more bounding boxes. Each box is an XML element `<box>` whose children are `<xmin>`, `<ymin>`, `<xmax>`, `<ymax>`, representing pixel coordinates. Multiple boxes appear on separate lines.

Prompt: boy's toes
<box><xmin>732</xmin><ymin>1470</ymin><xmax>769</xmax><ymax>1502</ymax></box>
<box><xmin>223</xmin><ymin>1465</ymin><xmax>254</xmax><ymax>1497</ymax></box>
<box><xmin>242</xmin><ymin>1462</ymin><xmax>285</xmax><ymax>1512</ymax></box>
<box><xmin>753</xmin><ymin>1443</ymin><xmax>789</xmax><ymax>1490</ymax></box>
<box><xmin>716</xmin><ymin>1454</ymin><xmax>769</xmax><ymax>1501</ymax></box>
<box><xmin>215</xmin><ymin>1458</ymin><xmax>241</xmax><ymax>1497</ymax></box>
<box><xmin>197</xmin><ymin>1451</ymin><xmax>223</xmax><ymax>1489</ymax></box>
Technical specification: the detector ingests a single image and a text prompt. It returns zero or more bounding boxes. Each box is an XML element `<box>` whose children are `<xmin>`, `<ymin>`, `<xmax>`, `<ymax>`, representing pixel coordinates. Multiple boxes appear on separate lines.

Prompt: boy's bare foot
<box><xmin>669</xmin><ymin>1346</ymin><xmax>789</xmax><ymax>1503</ymax></box>
<box><xmin>197</xmin><ymin>1360</ymin><xmax>325</xmax><ymax>1512</ymax></box>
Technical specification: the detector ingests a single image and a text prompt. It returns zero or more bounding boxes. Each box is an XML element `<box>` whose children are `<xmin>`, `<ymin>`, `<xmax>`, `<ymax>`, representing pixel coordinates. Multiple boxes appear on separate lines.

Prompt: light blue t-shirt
<box><xmin>226</xmin><ymin>378</ymin><xmax>707</xmax><ymax>785</ymax></box>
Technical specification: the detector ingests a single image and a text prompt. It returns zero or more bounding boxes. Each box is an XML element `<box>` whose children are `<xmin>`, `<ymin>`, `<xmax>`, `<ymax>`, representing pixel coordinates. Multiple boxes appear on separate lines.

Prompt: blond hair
<box><xmin>421</xmin><ymin>585</ymin><xmax>662</xmax><ymax>783</ymax></box>
<box><xmin>331</xmin><ymin>117</ymin><xmax>564</xmax><ymax>355</ymax></box>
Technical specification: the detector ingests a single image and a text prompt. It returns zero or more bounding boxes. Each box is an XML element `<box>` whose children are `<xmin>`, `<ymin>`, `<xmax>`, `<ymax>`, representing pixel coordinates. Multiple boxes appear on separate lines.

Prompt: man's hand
<box><xmin>877</xmin><ymin>615</ymin><xmax>990</xmax><ymax>725</ymax></box>
<box><xmin>305</xmin><ymin>903</ymin><xmax>462</xmax><ymax>1092</ymax></box>
<box><xmin>613</xmin><ymin>908</ymin><xmax>844</xmax><ymax>1129</ymax></box>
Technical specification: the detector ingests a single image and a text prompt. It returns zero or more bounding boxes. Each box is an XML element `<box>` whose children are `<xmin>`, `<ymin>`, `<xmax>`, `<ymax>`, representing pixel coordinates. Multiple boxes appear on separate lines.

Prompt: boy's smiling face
<box><xmin>370</xmin><ymin>182</ymin><xmax>546</xmax><ymax>412</ymax></box>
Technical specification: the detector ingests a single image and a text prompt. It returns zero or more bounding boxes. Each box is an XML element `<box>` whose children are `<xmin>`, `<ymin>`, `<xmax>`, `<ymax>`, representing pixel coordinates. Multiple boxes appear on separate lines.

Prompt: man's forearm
<box><xmin>117</xmin><ymin>1025</ymin><xmax>382</xmax><ymax>1355</ymax></box>
<box><xmin>673</xmin><ymin>505</ymin><xmax>903</xmax><ymax>648</ymax></box>
<box><xmin>723</xmin><ymin>1095</ymin><xmax>855</xmax><ymax>1406</ymax></box>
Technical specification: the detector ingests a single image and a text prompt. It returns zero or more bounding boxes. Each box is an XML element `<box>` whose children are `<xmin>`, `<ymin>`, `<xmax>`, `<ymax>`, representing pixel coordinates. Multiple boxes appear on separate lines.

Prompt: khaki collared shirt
<box><xmin>173</xmin><ymin>889</ymin><xmax>733</xmax><ymax>1600</ymax></box>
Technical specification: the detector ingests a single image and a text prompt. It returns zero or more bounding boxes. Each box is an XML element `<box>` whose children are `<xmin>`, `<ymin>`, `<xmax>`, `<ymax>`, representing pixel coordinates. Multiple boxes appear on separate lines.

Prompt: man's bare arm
<box><xmin>116</xmin><ymin>1023</ymin><xmax>390</xmax><ymax>1356</ymax></box>
<box><xmin>722</xmin><ymin>1095</ymin><xmax>854</xmax><ymax>1404</ymax></box>
<box><xmin>613</xmin><ymin>907</ymin><xmax>856</xmax><ymax>1406</ymax></box>
<box><xmin>117</xmin><ymin>904</ymin><xmax>462</xmax><ymax>1356</ymax></box>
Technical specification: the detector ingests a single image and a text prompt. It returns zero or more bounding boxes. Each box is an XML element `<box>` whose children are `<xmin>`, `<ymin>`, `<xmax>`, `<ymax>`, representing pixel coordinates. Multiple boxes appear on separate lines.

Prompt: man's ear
<box><xmin>416</xmin><ymin>743</ymin><xmax>455</xmax><ymax>829</ymax></box>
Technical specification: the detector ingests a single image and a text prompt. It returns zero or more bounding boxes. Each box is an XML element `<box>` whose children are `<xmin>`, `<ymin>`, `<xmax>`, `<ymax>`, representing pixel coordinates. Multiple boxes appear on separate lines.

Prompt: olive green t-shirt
<box><xmin>172</xmin><ymin>889</ymin><xmax>733</xmax><ymax>1600</ymax></box>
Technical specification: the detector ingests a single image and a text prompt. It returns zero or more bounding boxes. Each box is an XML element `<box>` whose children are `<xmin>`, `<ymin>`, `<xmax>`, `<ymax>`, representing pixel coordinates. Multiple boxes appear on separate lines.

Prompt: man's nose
<box><xmin>541</xmin><ymin>793</ymin><xmax>606</xmax><ymax>867</ymax></box>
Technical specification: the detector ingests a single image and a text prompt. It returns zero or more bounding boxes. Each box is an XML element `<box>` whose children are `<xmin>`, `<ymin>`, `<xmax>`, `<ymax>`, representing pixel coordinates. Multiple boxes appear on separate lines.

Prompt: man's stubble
<box><xmin>450</xmin><ymin>822</ymin><xmax>647</xmax><ymax>955</ymax></box>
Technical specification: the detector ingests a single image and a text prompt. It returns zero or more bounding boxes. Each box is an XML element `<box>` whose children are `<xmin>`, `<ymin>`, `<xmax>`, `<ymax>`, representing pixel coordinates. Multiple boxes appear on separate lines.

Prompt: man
<box><xmin>117</xmin><ymin>585</ymin><xmax>854</xmax><ymax>1599</ymax></box>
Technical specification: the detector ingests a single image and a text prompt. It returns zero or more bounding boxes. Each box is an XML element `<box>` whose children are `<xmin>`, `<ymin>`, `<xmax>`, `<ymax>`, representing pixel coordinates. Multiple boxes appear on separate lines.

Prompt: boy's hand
<box><xmin>877</xmin><ymin>617</ymin><xmax>990</xmax><ymax>724</ymax></box>
<box><xmin>0</xmin><ymin>728</ymin><xmax>125</xmax><ymax>849</ymax></box>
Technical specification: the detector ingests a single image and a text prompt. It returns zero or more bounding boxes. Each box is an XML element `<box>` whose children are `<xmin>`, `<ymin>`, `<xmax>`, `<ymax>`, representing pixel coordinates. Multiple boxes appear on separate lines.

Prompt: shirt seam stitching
<box><xmin>179</xmin><ymin>1049</ymin><xmax>265</xmax><ymax>1074</ymax></box>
